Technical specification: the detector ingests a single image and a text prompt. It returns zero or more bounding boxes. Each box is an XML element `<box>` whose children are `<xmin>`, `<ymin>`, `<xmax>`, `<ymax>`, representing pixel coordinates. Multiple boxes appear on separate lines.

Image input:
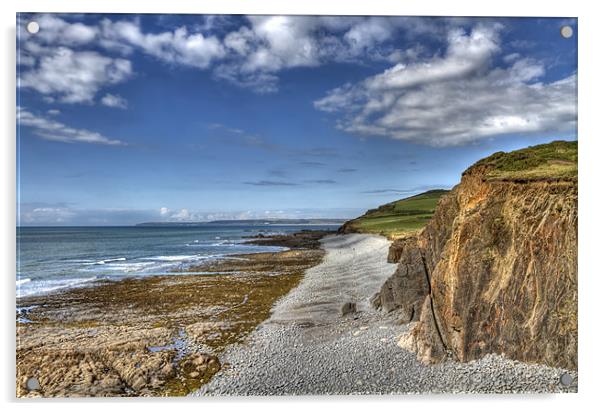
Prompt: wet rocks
<box><xmin>16</xmin><ymin>238</ymin><xmax>326</xmax><ymax>397</ymax></box>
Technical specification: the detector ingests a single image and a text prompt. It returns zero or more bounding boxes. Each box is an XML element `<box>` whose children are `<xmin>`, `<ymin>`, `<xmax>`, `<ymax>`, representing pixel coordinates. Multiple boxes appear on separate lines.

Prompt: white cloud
<box><xmin>18</xmin><ymin>15</ymin><xmax>468</xmax><ymax>96</ymax></box>
<box><xmin>20</xmin><ymin>205</ymin><xmax>76</xmax><ymax>224</ymax></box>
<box><xmin>314</xmin><ymin>25</ymin><xmax>576</xmax><ymax>146</ymax></box>
<box><xmin>216</xmin><ymin>16</ymin><xmax>402</xmax><ymax>92</ymax></box>
<box><xmin>18</xmin><ymin>107</ymin><xmax>126</xmax><ymax>145</ymax></box>
<box><xmin>159</xmin><ymin>207</ymin><xmax>169</xmax><ymax>215</ymax></box>
<box><xmin>241</xmin><ymin>16</ymin><xmax>321</xmax><ymax>72</ymax></box>
<box><xmin>100</xmin><ymin>93</ymin><xmax>128</xmax><ymax>109</ymax></box>
<box><xmin>366</xmin><ymin>25</ymin><xmax>502</xmax><ymax>91</ymax></box>
<box><xmin>171</xmin><ymin>208</ymin><xmax>191</xmax><ymax>220</ymax></box>
<box><xmin>503</xmin><ymin>52</ymin><xmax>521</xmax><ymax>63</ymax></box>
<box><xmin>19</xmin><ymin>47</ymin><xmax>133</xmax><ymax>103</ymax></box>
<box><xmin>17</xmin><ymin>14</ymin><xmax>575</xmax><ymax>115</ymax></box>
<box><xmin>99</xmin><ymin>19</ymin><xmax>226</xmax><ymax>69</ymax></box>
<box><xmin>19</xmin><ymin>15</ymin><xmax>223</xmax><ymax>103</ymax></box>
<box><xmin>343</xmin><ymin>17</ymin><xmax>396</xmax><ymax>53</ymax></box>
<box><xmin>25</xmin><ymin>14</ymin><xmax>98</xmax><ymax>46</ymax></box>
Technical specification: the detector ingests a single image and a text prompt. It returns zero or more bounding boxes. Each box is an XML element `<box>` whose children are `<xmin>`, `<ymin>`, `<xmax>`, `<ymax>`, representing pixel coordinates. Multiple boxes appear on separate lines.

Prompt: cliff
<box><xmin>373</xmin><ymin>141</ymin><xmax>578</xmax><ymax>370</ymax></box>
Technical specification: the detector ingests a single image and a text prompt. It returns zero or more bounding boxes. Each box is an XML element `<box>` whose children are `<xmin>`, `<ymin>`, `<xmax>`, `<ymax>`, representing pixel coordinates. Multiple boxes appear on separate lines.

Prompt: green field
<box><xmin>474</xmin><ymin>140</ymin><xmax>577</xmax><ymax>181</ymax></box>
<box><xmin>342</xmin><ymin>190</ymin><xmax>448</xmax><ymax>238</ymax></box>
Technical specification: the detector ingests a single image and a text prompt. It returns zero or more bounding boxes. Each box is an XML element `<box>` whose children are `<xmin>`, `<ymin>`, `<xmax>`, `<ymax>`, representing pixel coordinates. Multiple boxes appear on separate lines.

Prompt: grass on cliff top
<box><xmin>473</xmin><ymin>140</ymin><xmax>577</xmax><ymax>181</ymax></box>
<box><xmin>344</xmin><ymin>190</ymin><xmax>448</xmax><ymax>238</ymax></box>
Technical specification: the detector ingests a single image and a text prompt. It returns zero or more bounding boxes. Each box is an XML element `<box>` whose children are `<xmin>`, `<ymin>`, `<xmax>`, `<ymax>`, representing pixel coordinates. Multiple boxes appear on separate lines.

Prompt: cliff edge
<box><xmin>374</xmin><ymin>140</ymin><xmax>578</xmax><ymax>370</ymax></box>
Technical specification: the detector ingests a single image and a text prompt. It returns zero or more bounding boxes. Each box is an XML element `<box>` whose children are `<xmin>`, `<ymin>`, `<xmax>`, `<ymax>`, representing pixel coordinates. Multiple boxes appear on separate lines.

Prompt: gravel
<box><xmin>193</xmin><ymin>234</ymin><xmax>578</xmax><ymax>396</ymax></box>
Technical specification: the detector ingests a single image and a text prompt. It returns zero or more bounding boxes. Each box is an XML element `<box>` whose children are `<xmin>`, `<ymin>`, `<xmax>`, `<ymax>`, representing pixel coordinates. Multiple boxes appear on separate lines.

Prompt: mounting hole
<box><xmin>560</xmin><ymin>25</ymin><xmax>573</xmax><ymax>39</ymax></box>
<box><xmin>26</xmin><ymin>21</ymin><xmax>40</xmax><ymax>34</ymax></box>
<box><xmin>26</xmin><ymin>377</ymin><xmax>41</xmax><ymax>391</ymax></box>
<box><xmin>559</xmin><ymin>373</ymin><xmax>573</xmax><ymax>386</ymax></box>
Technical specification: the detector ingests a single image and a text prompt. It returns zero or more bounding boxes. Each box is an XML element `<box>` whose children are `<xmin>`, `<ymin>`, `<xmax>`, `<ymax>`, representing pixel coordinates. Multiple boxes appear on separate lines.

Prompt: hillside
<box><xmin>338</xmin><ymin>190</ymin><xmax>449</xmax><ymax>239</ymax></box>
<box><xmin>470</xmin><ymin>140</ymin><xmax>577</xmax><ymax>181</ymax></box>
<box><xmin>371</xmin><ymin>140</ymin><xmax>578</xmax><ymax>370</ymax></box>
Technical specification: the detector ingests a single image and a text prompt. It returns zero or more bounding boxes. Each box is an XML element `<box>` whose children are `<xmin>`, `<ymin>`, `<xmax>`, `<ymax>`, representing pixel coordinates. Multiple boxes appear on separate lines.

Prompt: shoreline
<box><xmin>197</xmin><ymin>233</ymin><xmax>577</xmax><ymax>395</ymax></box>
<box><xmin>16</xmin><ymin>230</ymin><xmax>577</xmax><ymax>397</ymax></box>
<box><xmin>16</xmin><ymin>230</ymin><xmax>332</xmax><ymax>397</ymax></box>
<box><xmin>16</xmin><ymin>230</ymin><xmax>332</xmax><ymax>303</ymax></box>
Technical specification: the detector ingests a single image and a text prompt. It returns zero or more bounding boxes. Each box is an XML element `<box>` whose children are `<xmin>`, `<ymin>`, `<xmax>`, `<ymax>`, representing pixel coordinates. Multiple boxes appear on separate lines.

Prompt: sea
<box><xmin>16</xmin><ymin>225</ymin><xmax>338</xmax><ymax>298</ymax></box>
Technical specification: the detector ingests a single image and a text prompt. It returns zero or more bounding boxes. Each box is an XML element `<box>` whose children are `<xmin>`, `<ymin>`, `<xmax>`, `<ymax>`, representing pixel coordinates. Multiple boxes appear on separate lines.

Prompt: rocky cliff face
<box><xmin>375</xmin><ymin>142</ymin><xmax>578</xmax><ymax>370</ymax></box>
<box><xmin>371</xmin><ymin>236</ymin><xmax>429</xmax><ymax>322</ymax></box>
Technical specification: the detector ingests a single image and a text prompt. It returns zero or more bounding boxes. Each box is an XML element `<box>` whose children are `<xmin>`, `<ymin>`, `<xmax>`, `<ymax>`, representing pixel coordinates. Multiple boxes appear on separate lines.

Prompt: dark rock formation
<box><xmin>386</xmin><ymin>239</ymin><xmax>405</xmax><ymax>263</ymax></box>
<box><xmin>371</xmin><ymin>237</ymin><xmax>429</xmax><ymax>322</ymax></box>
<box><xmin>381</xmin><ymin>146</ymin><xmax>578</xmax><ymax>370</ymax></box>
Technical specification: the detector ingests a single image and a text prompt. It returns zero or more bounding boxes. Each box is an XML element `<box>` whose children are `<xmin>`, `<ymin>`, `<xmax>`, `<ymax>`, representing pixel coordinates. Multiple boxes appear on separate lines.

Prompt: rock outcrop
<box><xmin>371</xmin><ymin>237</ymin><xmax>429</xmax><ymax>322</ymax></box>
<box><xmin>374</xmin><ymin>141</ymin><xmax>578</xmax><ymax>370</ymax></box>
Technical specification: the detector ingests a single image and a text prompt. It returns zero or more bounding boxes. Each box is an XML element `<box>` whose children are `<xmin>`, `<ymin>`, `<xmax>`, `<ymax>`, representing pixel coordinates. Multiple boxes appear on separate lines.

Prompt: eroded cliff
<box><xmin>374</xmin><ymin>141</ymin><xmax>578</xmax><ymax>370</ymax></box>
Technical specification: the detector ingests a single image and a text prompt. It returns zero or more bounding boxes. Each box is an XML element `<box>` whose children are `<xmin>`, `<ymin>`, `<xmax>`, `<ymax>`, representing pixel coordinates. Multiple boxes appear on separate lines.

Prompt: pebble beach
<box><xmin>196</xmin><ymin>234</ymin><xmax>578</xmax><ymax>395</ymax></box>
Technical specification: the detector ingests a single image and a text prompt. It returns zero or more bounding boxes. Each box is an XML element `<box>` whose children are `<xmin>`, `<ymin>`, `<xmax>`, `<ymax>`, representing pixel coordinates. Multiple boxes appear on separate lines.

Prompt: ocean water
<box><xmin>16</xmin><ymin>225</ymin><xmax>336</xmax><ymax>298</ymax></box>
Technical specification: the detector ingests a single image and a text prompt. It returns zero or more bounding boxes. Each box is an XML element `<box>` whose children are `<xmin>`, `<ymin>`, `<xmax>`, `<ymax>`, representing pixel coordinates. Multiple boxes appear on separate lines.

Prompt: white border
<box><xmin>2</xmin><ymin>1</ymin><xmax>600</xmax><ymax>410</ymax></box>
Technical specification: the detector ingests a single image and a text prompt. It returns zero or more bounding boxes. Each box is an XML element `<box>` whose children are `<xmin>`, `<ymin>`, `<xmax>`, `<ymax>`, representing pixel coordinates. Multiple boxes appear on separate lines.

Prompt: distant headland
<box><xmin>135</xmin><ymin>219</ymin><xmax>347</xmax><ymax>227</ymax></box>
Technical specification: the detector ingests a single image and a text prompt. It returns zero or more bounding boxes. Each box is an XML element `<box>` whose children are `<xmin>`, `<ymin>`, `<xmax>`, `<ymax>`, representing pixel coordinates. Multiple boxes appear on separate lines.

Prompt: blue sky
<box><xmin>16</xmin><ymin>14</ymin><xmax>577</xmax><ymax>225</ymax></box>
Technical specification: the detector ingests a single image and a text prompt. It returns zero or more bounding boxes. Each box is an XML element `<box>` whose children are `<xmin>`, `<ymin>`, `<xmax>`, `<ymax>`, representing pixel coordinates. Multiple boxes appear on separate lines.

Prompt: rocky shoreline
<box><xmin>196</xmin><ymin>234</ymin><xmax>577</xmax><ymax>395</ymax></box>
<box><xmin>16</xmin><ymin>230</ymin><xmax>331</xmax><ymax>397</ymax></box>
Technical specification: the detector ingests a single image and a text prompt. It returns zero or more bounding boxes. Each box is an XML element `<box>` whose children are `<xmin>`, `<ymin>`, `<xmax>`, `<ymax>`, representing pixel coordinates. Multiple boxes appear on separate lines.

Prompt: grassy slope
<box><xmin>343</xmin><ymin>140</ymin><xmax>577</xmax><ymax>239</ymax></box>
<box><xmin>473</xmin><ymin>140</ymin><xmax>577</xmax><ymax>181</ymax></box>
<box><xmin>342</xmin><ymin>190</ymin><xmax>448</xmax><ymax>238</ymax></box>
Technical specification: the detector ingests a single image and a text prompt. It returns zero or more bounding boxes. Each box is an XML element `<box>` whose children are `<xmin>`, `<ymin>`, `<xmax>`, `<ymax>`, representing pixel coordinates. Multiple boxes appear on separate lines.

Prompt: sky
<box><xmin>16</xmin><ymin>14</ymin><xmax>577</xmax><ymax>226</ymax></box>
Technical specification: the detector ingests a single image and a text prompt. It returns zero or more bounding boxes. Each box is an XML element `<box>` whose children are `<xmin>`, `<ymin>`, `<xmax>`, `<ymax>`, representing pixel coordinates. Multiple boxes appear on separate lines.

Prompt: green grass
<box><xmin>344</xmin><ymin>141</ymin><xmax>577</xmax><ymax>238</ymax></box>
<box><xmin>473</xmin><ymin>140</ymin><xmax>577</xmax><ymax>181</ymax></box>
<box><xmin>343</xmin><ymin>190</ymin><xmax>448</xmax><ymax>238</ymax></box>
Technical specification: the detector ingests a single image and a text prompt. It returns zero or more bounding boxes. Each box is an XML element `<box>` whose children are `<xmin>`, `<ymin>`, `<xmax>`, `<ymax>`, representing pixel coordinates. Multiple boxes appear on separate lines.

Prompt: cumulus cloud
<box><xmin>215</xmin><ymin>15</ymin><xmax>405</xmax><ymax>92</ymax></box>
<box><xmin>19</xmin><ymin>14</ymin><xmax>439</xmax><ymax>96</ymax></box>
<box><xmin>17</xmin><ymin>13</ymin><xmax>578</xmax><ymax>125</ymax></box>
<box><xmin>17</xmin><ymin>14</ymin><xmax>473</xmax><ymax>96</ymax></box>
<box><xmin>21</xmin><ymin>14</ymin><xmax>98</xmax><ymax>46</ymax></box>
<box><xmin>100</xmin><ymin>93</ymin><xmax>128</xmax><ymax>109</ymax></box>
<box><xmin>19</xmin><ymin>47</ymin><xmax>133</xmax><ymax>103</ymax></box>
<box><xmin>99</xmin><ymin>19</ymin><xmax>226</xmax><ymax>68</ymax></box>
<box><xmin>314</xmin><ymin>25</ymin><xmax>577</xmax><ymax>146</ymax></box>
<box><xmin>18</xmin><ymin>107</ymin><xmax>126</xmax><ymax>145</ymax></box>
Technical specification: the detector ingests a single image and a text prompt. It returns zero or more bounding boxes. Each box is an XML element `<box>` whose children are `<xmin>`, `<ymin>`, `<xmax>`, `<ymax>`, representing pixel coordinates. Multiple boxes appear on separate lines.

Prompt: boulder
<box><xmin>340</xmin><ymin>302</ymin><xmax>357</xmax><ymax>316</ymax></box>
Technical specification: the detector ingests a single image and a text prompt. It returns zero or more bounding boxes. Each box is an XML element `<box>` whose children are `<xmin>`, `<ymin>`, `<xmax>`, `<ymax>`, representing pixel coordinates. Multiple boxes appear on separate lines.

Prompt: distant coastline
<box><xmin>136</xmin><ymin>219</ymin><xmax>347</xmax><ymax>227</ymax></box>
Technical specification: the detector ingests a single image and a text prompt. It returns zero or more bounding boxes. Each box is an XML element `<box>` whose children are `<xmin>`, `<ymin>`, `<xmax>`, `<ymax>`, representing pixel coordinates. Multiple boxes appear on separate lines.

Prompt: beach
<box><xmin>196</xmin><ymin>234</ymin><xmax>577</xmax><ymax>395</ymax></box>
<box><xmin>16</xmin><ymin>231</ymin><xmax>577</xmax><ymax>397</ymax></box>
<box><xmin>16</xmin><ymin>231</ymin><xmax>329</xmax><ymax>397</ymax></box>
